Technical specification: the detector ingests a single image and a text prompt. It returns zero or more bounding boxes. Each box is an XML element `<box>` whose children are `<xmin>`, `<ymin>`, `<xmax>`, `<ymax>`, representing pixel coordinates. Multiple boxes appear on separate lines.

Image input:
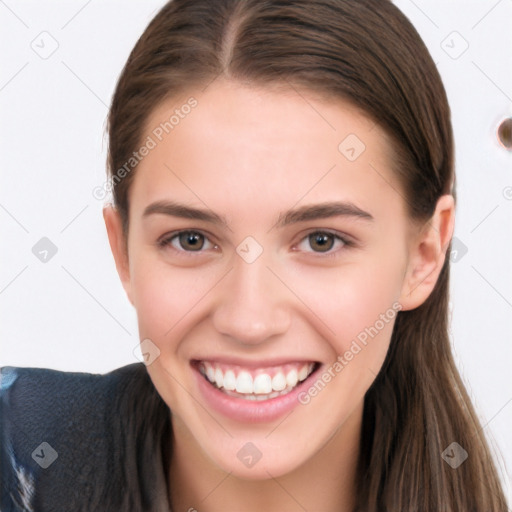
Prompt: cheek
<box><xmin>132</xmin><ymin>268</ymin><xmax>178</xmax><ymax>342</ymax></box>
<box><xmin>286</xmin><ymin>256</ymin><xmax>404</xmax><ymax>364</ymax></box>
<box><xmin>129</xmin><ymin>257</ymin><xmax>222</xmax><ymax>408</ymax></box>
<box><xmin>130</xmin><ymin>255</ymin><xmax>221</xmax><ymax>349</ymax></box>
<box><xmin>290</xmin><ymin>262</ymin><xmax>403</xmax><ymax>413</ymax></box>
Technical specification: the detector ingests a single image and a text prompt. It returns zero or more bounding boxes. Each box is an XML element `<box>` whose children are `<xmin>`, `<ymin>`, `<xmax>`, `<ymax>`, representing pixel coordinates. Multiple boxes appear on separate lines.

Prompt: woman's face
<box><xmin>113</xmin><ymin>80</ymin><xmax>419</xmax><ymax>479</ymax></box>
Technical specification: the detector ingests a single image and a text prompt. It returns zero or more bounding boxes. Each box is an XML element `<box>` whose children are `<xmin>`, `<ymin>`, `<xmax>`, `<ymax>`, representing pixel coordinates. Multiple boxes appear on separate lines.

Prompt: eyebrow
<box><xmin>142</xmin><ymin>200</ymin><xmax>227</xmax><ymax>225</ymax></box>
<box><xmin>142</xmin><ymin>200</ymin><xmax>374</xmax><ymax>227</ymax></box>
<box><xmin>275</xmin><ymin>201</ymin><xmax>374</xmax><ymax>228</ymax></box>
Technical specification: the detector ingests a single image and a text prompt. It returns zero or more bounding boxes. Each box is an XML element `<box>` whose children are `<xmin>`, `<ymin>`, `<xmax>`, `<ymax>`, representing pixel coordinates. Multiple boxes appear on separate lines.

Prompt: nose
<box><xmin>211</xmin><ymin>253</ymin><xmax>292</xmax><ymax>346</ymax></box>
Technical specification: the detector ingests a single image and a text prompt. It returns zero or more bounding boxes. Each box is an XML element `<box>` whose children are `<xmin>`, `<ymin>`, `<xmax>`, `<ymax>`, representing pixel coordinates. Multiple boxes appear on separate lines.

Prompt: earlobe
<box><xmin>399</xmin><ymin>195</ymin><xmax>455</xmax><ymax>311</ymax></box>
<box><xmin>103</xmin><ymin>205</ymin><xmax>134</xmax><ymax>306</ymax></box>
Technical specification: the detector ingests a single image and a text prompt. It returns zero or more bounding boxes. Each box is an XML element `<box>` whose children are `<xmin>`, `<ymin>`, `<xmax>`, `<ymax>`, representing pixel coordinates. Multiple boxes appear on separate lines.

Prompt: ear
<box><xmin>399</xmin><ymin>194</ymin><xmax>455</xmax><ymax>311</ymax></box>
<box><xmin>103</xmin><ymin>205</ymin><xmax>134</xmax><ymax>306</ymax></box>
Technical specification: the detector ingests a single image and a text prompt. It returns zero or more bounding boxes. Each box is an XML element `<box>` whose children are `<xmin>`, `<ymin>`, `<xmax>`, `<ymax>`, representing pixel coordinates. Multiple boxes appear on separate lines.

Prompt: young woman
<box><xmin>1</xmin><ymin>0</ymin><xmax>508</xmax><ymax>510</ymax></box>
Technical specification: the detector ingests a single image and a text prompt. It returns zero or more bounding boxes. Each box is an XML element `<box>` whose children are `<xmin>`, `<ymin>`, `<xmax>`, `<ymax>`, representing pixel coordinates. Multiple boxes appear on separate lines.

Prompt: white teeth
<box><xmin>298</xmin><ymin>365</ymin><xmax>309</xmax><ymax>382</ymax></box>
<box><xmin>205</xmin><ymin>363</ymin><xmax>215</xmax><ymax>383</ymax></box>
<box><xmin>214</xmin><ymin>367</ymin><xmax>223</xmax><ymax>388</ymax></box>
<box><xmin>235</xmin><ymin>371</ymin><xmax>253</xmax><ymax>394</ymax></box>
<box><xmin>286</xmin><ymin>369</ymin><xmax>298</xmax><ymax>388</ymax></box>
<box><xmin>253</xmin><ymin>374</ymin><xmax>272</xmax><ymax>394</ymax></box>
<box><xmin>200</xmin><ymin>362</ymin><xmax>316</xmax><ymax>398</ymax></box>
<box><xmin>223</xmin><ymin>370</ymin><xmax>236</xmax><ymax>391</ymax></box>
<box><xmin>271</xmin><ymin>372</ymin><xmax>287</xmax><ymax>391</ymax></box>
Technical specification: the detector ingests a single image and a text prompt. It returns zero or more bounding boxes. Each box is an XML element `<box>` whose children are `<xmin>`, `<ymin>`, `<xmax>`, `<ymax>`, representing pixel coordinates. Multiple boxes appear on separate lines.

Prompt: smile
<box><xmin>197</xmin><ymin>361</ymin><xmax>317</xmax><ymax>400</ymax></box>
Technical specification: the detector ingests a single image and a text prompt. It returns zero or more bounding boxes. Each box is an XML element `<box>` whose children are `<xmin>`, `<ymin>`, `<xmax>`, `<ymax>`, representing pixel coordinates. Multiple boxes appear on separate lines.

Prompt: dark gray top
<box><xmin>0</xmin><ymin>363</ymin><xmax>172</xmax><ymax>511</ymax></box>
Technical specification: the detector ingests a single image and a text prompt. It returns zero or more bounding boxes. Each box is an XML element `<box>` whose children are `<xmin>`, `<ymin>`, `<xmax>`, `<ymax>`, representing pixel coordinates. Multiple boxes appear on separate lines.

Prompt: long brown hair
<box><xmin>106</xmin><ymin>1</ymin><xmax>508</xmax><ymax>510</ymax></box>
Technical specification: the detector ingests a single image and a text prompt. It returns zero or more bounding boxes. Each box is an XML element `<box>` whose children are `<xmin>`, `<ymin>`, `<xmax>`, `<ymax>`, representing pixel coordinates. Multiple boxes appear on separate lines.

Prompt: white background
<box><xmin>1</xmin><ymin>0</ymin><xmax>511</xmax><ymax>502</ymax></box>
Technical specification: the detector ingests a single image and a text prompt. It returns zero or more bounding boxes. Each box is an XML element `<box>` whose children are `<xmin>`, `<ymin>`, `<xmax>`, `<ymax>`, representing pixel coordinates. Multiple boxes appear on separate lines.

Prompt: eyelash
<box><xmin>157</xmin><ymin>229</ymin><xmax>353</xmax><ymax>257</ymax></box>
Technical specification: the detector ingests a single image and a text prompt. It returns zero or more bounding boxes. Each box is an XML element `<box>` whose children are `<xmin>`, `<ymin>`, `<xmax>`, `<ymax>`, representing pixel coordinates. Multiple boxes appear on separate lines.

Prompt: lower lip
<box><xmin>193</xmin><ymin>364</ymin><xmax>320</xmax><ymax>423</ymax></box>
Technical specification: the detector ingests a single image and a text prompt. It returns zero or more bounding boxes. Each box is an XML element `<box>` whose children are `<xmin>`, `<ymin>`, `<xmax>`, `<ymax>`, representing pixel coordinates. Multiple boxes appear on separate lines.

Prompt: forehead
<box><xmin>128</xmin><ymin>79</ymin><xmax>404</xmax><ymax>225</ymax></box>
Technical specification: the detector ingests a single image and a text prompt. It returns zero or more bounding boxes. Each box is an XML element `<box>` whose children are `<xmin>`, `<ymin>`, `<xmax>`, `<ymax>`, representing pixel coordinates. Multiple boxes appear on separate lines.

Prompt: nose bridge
<box><xmin>212</xmin><ymin>251</ymin><xmax>291</xmax><ymax>344</ymax></box>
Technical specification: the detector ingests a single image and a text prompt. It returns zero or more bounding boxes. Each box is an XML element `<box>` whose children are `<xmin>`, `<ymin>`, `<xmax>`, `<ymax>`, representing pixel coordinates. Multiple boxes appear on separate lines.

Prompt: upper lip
<box><xmin>191</xmin><ymin>357</ymin><xmax>320</xmax><ymax>369</ymax></box>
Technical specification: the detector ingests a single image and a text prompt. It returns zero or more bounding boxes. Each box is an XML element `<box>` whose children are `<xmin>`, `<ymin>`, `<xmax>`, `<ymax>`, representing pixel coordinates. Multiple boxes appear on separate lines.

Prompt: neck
<box><xmin>168</xmin><ymin>403</ymin><xmax>362</xmax><ymax>512</ymax></box>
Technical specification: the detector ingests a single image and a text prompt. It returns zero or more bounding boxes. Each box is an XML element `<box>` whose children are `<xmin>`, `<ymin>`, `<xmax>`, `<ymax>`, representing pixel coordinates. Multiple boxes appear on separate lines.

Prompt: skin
<box><xmin>104</xmin><ymin>79</ymin><xmax>455</xmax><ymax>512</ymax></box>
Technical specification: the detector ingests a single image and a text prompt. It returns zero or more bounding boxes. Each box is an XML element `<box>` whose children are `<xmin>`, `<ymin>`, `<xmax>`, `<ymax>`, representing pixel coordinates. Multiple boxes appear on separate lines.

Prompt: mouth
<box><xmin>191</xmin><ymin>359</ymin><xmax>322</xmax><ymax>422</ymax></box>
<box><xmin>193</xmin><ymin>360</ymin><xmax>320</xmax><ymax>401</ymax></box>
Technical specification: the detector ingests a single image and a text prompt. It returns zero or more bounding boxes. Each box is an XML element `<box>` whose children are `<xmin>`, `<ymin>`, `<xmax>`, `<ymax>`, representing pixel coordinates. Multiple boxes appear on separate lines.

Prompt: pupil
<box><xmin>310</xmin><ymin>233</ymin><xmax>333</xmax><ymax>252</ymax></box>
<box><xmin>180</xmin><ymin>232</ymin><xmax>204</xmax><ymax>251</ymax></box>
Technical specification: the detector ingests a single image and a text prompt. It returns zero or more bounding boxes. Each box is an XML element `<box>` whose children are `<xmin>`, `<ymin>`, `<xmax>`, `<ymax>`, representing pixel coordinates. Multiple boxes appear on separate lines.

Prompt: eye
<box><xmin>158</xmin><ymin>230</ymin><xmax>216</xmax><ymax>252</ymax></box>
<box><xmin>296</xmin><ymin>231</ymin><xmax>349</xmax><ymax>254</ymax></box>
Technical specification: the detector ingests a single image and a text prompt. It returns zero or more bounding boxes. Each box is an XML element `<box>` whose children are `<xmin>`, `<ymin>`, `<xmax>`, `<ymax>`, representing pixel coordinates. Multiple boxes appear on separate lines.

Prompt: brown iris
<box><xmin>178</xmin><ymin>231</ymin><xmax>205</xmax><ymax>251</ymax></box>
<box><xmin>308</xmin><ymin>232</ymin><xmax>334</xmax><ymax>252</ymax></box>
